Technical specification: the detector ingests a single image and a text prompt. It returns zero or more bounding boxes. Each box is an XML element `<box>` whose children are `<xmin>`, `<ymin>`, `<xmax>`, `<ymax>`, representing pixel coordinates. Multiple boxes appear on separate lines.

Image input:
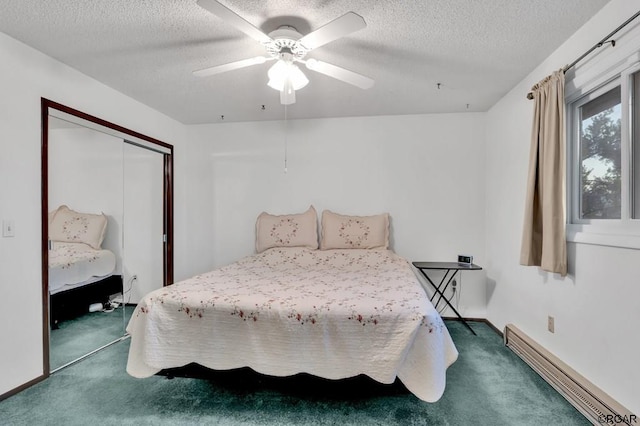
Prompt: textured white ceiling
<box><xmin>0</xmin><ymin>0</ymin><xmax>610</xmax><ymax>124</ymax></box>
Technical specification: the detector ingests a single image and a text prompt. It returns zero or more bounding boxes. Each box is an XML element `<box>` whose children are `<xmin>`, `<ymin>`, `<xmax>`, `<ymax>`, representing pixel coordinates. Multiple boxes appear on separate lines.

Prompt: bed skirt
<box><xmin>50</xmin><ymin>274</ymin><xmax>122</xmax><ymax>327</ymax></box>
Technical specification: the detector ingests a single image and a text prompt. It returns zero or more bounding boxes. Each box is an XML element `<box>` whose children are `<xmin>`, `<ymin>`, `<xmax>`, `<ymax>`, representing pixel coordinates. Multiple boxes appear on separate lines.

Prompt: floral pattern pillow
<box><xmin>320</xmin><ymin>210</ymin><xmax>389</xmax><ymax>249</ymax></box>
<box><xmin>255</xmin><ymin>206</ymin><xmax>318</xmax><ymax>253</ymax></box>
<box><xmin>49</xmin><ymin>205</ymin><xmax>108</xmax><ymax>249</ymax></box>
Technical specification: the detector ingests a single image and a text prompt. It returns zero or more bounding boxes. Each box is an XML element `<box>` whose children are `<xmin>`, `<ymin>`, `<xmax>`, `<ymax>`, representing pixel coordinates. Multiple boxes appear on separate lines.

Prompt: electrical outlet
<box><xmin>451</xmin><ymin>279</ymin><xmax>457</xmax><ymax>293</ymax></box>
<box><xmin>548</xmin><ymin>316</ymin><xmax>555</xmax><ymax>333</ymax></box>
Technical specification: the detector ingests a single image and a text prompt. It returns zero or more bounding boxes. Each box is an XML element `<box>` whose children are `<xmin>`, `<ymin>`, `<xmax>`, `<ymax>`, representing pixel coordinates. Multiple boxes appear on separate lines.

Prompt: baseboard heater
<box><xmin>504</xmin><ymin>324</ymin><xmax>634</xmax><ymax>426</ymax></box>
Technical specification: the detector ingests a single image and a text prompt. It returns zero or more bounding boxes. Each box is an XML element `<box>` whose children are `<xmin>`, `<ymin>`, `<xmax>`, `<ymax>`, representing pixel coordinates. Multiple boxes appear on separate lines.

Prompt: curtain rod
<box><xmin>526</xmin><ymin>9</ymin><xmax>640</xmax><ymax>100</ymax></box>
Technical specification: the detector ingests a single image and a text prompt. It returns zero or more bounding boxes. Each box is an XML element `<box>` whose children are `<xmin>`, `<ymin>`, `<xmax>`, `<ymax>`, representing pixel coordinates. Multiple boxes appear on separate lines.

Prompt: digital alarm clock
<box><xmin>458</xmin><ymin>255</ymin><xmax>473</xmax><ymax>265</ymax></box>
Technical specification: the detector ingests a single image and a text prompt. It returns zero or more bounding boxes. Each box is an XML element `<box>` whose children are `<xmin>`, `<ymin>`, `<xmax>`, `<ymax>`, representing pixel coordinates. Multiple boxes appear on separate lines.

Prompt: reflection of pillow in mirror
<box><xmin>48</xmin><ymin>206</ymin><xmax>60</xmax><ymax>227</ymax></box>
<box><xmin>320</xmin><ymin>210</ymin><xmax>389</xmax><ymax>250</ymax></box>
<box><xmin>49</xmin><ymin>205</ymin><xmax>108</xmax><ymax>249</ymax></box>
<box><xmin>255</xmin><ymin>206</ymin><xmax>318</xmax><ymax>253</ymax></box>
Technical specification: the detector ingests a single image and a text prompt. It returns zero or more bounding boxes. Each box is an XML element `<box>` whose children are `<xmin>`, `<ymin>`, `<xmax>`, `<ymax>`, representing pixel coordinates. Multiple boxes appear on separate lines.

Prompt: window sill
<box><xmin>566</xmin><ymin>224</ymin><xmax>640</xmax><ymax>250</ymax></box>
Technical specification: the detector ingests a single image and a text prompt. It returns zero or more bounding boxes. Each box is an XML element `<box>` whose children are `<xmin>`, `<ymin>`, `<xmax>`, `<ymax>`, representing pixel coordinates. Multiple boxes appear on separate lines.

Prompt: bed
<box><xmin>126</xmin><ymin>208</ymin><xmax>458</xmax><ymax>402</ymax></box>
<box><xmin>48</xmin><ymin>205</ymin><xmax>121</xmax><ymax>326</ymax></box>
<box><xmin>49</xmin><ymin>241</ymin><xmax>117</xmax><ymax>295</ymax></box>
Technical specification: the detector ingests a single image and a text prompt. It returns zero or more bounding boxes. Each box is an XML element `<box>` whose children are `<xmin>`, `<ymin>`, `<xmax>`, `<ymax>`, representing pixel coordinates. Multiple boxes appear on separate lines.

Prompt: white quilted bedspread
<box><xmin>126</xmin><ymin>248</ymin><xmax>458</xmax><ymax>402</ymax></box>
<box><xmin>49</xmin><ymin>242</ymin><xmax>116</xmax><ymax>293</ymax></box>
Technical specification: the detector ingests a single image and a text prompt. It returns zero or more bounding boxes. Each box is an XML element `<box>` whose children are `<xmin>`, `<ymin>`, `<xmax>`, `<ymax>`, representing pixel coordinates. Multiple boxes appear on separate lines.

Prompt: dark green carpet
<box><xmin>1</xmin><ymin>320</ymin><xmax>588</xmax><ymax>425</ymax></box>
<box><xmin>50</xmin><ymin>304</ymin><xmax>134</xmax><ymax>370</ymax></box>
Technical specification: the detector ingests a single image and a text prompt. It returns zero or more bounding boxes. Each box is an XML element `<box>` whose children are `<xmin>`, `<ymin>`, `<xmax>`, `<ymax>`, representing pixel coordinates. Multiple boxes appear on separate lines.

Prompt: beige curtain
<box><xmin>520</xmin><ymin>70</ymin><xmax>567</xmax><ymax>276</ymax></box>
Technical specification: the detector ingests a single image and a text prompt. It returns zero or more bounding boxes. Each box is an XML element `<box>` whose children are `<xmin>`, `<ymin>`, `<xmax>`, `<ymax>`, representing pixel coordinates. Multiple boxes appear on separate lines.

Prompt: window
<box><xmin>633</xmin><ymin>70</ymin><xmax>640</xmax><ymax>219</ymax></box>
<box><xmin>577</xmin><ymin>85</ymin><xmax>621</xmax><ymax>220</ymax></box>
<box><xmin>568</xmin><ymin>62</ymin><xmax>640</xmax><ymax>245</ymax></box>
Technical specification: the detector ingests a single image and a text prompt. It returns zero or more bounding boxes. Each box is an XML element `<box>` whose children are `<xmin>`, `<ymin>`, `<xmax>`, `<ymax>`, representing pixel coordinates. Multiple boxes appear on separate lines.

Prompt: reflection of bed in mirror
<box><xmin>48</xmin><ymin>205</ymin><xmax>122</xmax><ymax>327</ymax></box>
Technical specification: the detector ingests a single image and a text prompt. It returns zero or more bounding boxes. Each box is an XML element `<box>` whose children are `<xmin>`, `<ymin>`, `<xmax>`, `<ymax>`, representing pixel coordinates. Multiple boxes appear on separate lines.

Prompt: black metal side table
<box><xmin>412</xmin><ymin>261</ymin><xmax>482</xmax><ymax>335</ymax></box>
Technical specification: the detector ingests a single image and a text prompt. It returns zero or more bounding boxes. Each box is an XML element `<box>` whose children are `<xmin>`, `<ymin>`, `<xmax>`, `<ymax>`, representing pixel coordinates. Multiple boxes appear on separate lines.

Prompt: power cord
<box><xmin>124</xmin><ymin>274</ymin><xmax>138</xmax><ymax>305</ymax></box>
<box><xmin>102</xmin><ymin>274</ymin><xmax>137</xmax><ymax>312</ymax></box>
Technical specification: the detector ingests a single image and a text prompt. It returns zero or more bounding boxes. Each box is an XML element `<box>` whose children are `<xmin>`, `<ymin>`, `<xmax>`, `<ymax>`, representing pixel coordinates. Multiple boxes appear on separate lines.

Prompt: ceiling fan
<box><xmin>194</xmin><ymin>0</ymin><xmax>374</xmax><ymax>105</ymax></box>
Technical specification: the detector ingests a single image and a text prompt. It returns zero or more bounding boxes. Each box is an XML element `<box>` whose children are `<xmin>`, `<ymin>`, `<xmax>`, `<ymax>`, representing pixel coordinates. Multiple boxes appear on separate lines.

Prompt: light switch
<box><xmin>3</xmin><ymin>220</ymin><xmax>15</xmax><ymax>237</ymax></box>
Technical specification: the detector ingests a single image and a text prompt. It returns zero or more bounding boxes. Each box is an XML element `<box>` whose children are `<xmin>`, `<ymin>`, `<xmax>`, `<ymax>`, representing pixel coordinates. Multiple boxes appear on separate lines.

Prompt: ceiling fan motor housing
<box><xmin>266</xmin><ymin>26</ymin><xmax>308</xmax><ymax>59</ymax></box>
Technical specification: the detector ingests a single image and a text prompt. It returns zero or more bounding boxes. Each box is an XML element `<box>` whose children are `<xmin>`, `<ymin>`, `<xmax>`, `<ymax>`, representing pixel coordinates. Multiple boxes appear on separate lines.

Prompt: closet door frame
<box><xmin>40</xmin><ymin>98</ymin><xmax>174</xmax><ymax>375</ymax></box>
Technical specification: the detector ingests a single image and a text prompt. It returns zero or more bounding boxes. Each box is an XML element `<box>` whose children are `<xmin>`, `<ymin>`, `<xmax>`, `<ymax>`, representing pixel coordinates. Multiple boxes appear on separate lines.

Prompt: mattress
<box><xmin>126</xmin><ymin>247</ymin><xmax>458</xmax><ymax>402</ymax></box>
<box><xmin>49</xmin><ymin>242</ymin><xmax>117</xmax><ymax>294</ymax></box>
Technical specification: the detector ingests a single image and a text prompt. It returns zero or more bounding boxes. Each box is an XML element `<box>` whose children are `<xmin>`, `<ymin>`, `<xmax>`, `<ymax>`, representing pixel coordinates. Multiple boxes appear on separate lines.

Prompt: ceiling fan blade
<box><xmin>298</xmin><ymin>12</ymin><xmax>366</xmax><ymax>51</ymax></box>
<box><xmin>193</xmin><ymin>56</ymin><xmax>268</xmax><ymax>77</ymax></box>
<box><xmin>304</xmin><ymin>59</ymin><xmax>374</xmax><ymax>89</ymax></box>
<box><xmin>197</xmin><ymin>0</ymin><xmax>272</xmax><ymax>44</ymax></box>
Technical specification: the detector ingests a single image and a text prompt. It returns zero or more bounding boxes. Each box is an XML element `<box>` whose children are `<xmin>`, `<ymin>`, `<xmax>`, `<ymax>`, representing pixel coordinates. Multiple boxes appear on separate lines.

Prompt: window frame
<box><xmin>566</xmin><ymin>58</ymin><xmax>640</xmax><ymax>249</ymax></box>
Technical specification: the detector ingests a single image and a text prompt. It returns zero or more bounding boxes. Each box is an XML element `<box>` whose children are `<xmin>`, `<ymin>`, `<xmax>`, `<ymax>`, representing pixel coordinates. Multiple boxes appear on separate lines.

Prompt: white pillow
<box><xmin>48</xmin><ymin>206</ymin><xmax>60</xmax><ymax>227</ymax></box>
<box><xmin>320</xmin><ymin>210</ymin><xmax>389</xmax><ymax>250</ymax></box>
<box><xmin>255</xmin><ymin>206</ymin><xmax>318</xmax><ymax>253</ymax></box>
<box><xmin>49</xmin><ymin>205</ymin><xmax>108</xmax><ymax>249</ymax></box>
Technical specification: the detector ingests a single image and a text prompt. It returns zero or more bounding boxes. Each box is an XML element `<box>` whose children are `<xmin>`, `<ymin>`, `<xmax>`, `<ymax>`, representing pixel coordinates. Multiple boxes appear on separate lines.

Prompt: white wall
<box><xmin>0</xmin><ymin>32</ymin><xmax>186</xmax><ymax>397</ymax></box>
<box><xmin>185</xmin><ymin>113</ymin><xmax>487</xmax><ymax>318</ymax></box>
<box><xmin>485</xmin><ymin>0</ymin><xmax>640</xmax><ymax>414</ymax></box>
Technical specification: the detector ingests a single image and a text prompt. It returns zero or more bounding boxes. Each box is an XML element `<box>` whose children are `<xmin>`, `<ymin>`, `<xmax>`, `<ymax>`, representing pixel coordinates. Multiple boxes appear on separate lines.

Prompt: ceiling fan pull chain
<box><xmin>284</xmin><ymin>104</ymin><xmax>288</xmax><ymax>174</ymax></box>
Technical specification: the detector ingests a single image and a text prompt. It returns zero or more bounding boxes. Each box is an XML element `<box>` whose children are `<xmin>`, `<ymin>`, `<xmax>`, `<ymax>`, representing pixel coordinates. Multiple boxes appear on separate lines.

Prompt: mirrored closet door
<box><xmin>42</xmin><ymin>100</ymin><xmax>173</xmax><ymax>373</ymax></box>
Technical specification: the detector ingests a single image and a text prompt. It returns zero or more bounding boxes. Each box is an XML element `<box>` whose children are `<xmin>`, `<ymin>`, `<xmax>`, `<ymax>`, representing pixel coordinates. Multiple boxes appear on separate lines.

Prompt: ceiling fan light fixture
<box><xmin>267</xmin><ymin>60</ymin><xmax>309</xmax><ymax>92</ymax></box>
